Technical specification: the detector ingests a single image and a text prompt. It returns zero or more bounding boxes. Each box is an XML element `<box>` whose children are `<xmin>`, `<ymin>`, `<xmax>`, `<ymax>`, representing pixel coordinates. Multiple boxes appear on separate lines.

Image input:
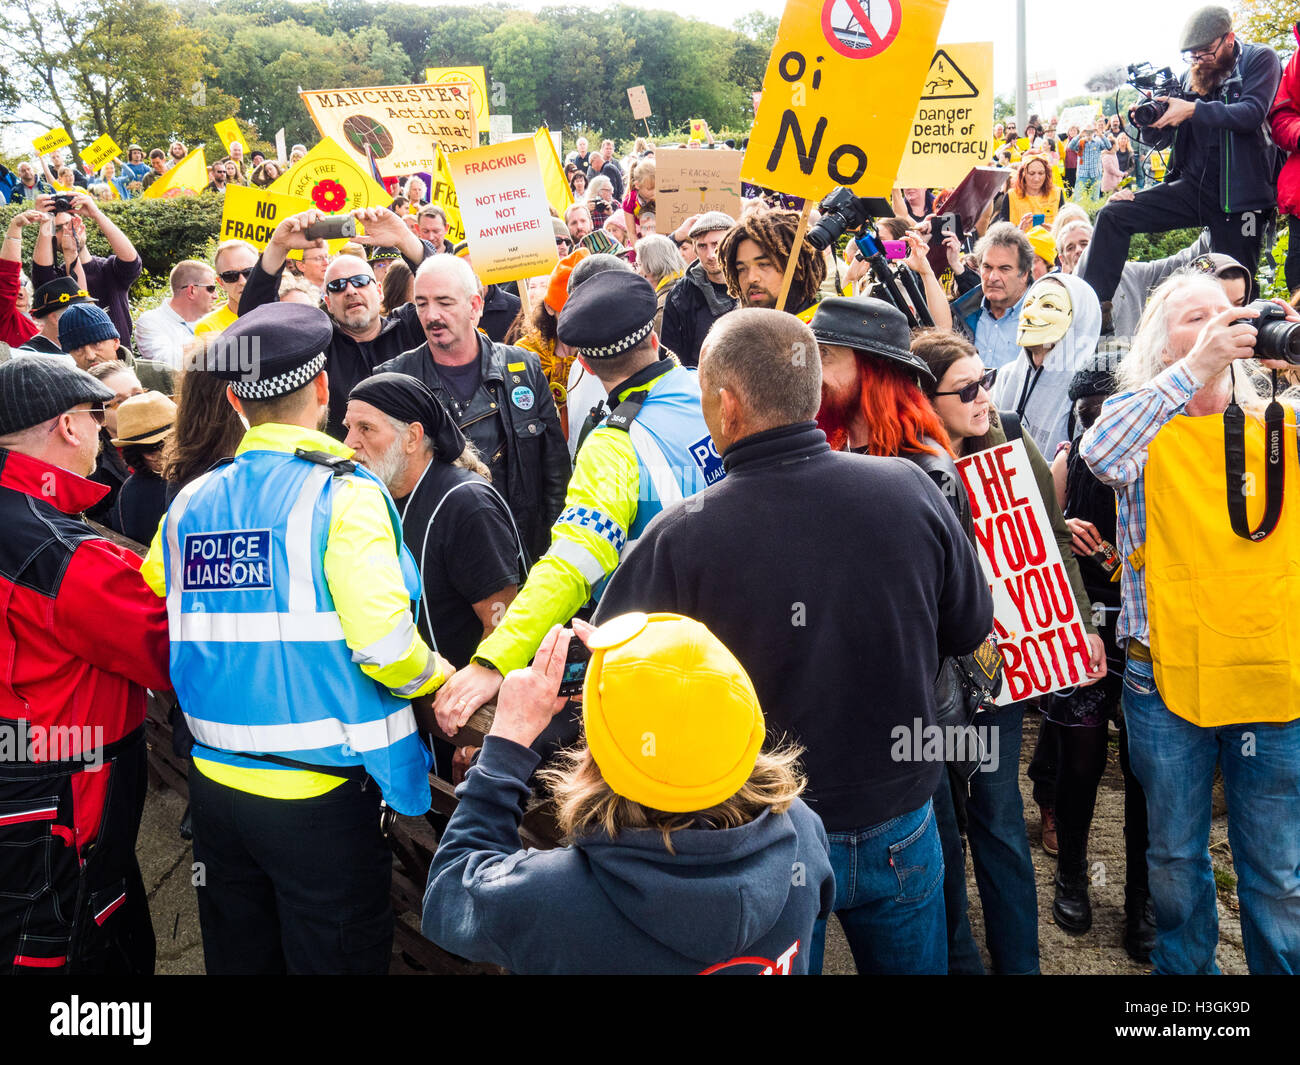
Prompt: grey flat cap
<box><xmin>688</xmin><ymin>211</ymin><xmax>736</xmax><ymax>239</ymax></box>
<box><xmin>1180</xmin><ymin>5</ymin><xmax>1232</xmax><ymax>52</ymax></box>
<box><xmin>0</xmin><ymin>355</ymin><xmax>114</xmax><ymax>435</ymax></box>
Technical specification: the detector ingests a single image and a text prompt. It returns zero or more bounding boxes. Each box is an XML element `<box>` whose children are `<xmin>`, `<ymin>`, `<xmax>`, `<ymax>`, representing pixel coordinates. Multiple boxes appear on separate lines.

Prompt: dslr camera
<box><xmin>1126</xmin><ymin>62</ymin><xmax>1186</xmax><ymax>128</ymax></box>
<box><xmin>806</xmin><ymin>187</ymin><xmax>893</xmax><ymax>250</ymax></box>
<box><xmin>51</xmin><ymin>193</ymin><xmax>75</xmax><ymax>216</ymax></box>
<box><xmin>1237</xmin><ymin>300</ymin><xmax>1300</xmax><ymax>364</ymax></box>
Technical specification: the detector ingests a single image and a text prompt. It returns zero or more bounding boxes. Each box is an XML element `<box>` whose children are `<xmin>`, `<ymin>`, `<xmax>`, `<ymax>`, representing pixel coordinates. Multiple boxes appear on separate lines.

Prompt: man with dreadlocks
<box><xmin>719</xmin><ymin>208</ymin><xmax>827</xmax><ymax>322</ymax></box>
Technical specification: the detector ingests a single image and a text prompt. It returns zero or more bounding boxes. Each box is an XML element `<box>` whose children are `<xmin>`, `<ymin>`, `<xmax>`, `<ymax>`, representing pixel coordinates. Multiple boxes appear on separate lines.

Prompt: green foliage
<box><xmin>1234</xmin><ymin>0</ymin><xmax>1300</xmax><ymax>56</ymax></box>
<box><xmin>1129</xmin><ymin>228</ymin><xmax>1202</xmax><ymax>262</ymax></box>
<box><xmin>1267</xmin><ymin>224</ymin><xmax>1291</xmax><ymax>299</ymax></box>
<box><xmin>0</xmin><ymin>194</ymin><xmax>225</xmax><ymax>296</ymax></box>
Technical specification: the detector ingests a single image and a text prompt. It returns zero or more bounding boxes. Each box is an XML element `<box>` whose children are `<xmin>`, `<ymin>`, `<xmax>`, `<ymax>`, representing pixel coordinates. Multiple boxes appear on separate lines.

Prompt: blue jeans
<box><xmin>808</xmin><ymin>800</ymin><xmax>946</xmax><ymax>974</ymax></box>
<box><xmin>933</xmin><ymin>700</ymin><xmax>1041</xmax><ymax>975</ymax></box>
<box><xmin>1123</xmin><ymin>658</ymin><xmax>1300</xmax><ymax>975</ymax></box>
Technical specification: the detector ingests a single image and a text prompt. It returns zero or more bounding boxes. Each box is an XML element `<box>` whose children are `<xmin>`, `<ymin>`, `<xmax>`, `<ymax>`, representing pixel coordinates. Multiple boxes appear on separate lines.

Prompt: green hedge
<box><xmin>0</xmin><ymin>194</ymin><xmax>226</xmax><ymax>307</ymax></box>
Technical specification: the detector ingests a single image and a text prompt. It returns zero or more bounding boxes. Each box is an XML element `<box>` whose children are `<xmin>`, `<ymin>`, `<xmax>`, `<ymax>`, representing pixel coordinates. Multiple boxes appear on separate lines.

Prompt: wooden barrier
<box><xmin>103</xmin><ymin>523</ymin><xmax>558</xmax><ymax>975</ymax></box>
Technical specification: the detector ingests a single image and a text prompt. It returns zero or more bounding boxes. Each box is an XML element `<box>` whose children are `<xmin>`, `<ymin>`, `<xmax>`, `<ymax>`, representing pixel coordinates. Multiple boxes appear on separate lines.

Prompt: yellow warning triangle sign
<box><xmin>922</xmin><ymin>49</ymin><xmax>980</xmax><ymax>100</ymax></box>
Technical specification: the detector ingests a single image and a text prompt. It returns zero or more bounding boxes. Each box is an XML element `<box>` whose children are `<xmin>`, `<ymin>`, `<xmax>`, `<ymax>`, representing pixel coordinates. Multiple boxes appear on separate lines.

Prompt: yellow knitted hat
<box><xmin>582</xmin><ymin>612</ymin><xmax>765</xmax><ymax>813</ymax></box>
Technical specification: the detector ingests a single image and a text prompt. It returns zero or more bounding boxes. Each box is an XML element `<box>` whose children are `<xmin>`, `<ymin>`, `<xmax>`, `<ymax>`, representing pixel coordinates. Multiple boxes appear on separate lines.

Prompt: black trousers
<box><xmin>189</xmin><ymin>768</ymin><xmax>394</xmax><ymax>975</ymax></box>
<box><xmin>1</xmin><ymin>731</ymin><xmax>154</xmax><ymax>974</ymax></box>
<box><xmin>1083</xmin><ymin>175</ymin><xmax>1271</xmax><ymax>305</ymax></box>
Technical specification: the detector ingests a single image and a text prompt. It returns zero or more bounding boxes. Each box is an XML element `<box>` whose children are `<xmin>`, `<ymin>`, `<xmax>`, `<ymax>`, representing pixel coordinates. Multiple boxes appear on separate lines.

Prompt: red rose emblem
<box><xmin>313</xmin><ymin>179</ymin><xmax>347</xmax><ymax>212</ymax></box>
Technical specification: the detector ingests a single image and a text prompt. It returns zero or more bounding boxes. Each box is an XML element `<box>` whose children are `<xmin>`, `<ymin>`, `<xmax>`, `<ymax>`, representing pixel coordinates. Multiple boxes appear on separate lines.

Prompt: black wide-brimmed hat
<box><xmin>810</xmin><ymin>296</ymin><xmax>935</xmax><ymax>384</ymax></box>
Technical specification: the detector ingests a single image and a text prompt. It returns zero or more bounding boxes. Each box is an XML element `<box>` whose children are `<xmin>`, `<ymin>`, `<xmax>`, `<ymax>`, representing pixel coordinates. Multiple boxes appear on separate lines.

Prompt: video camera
<box><xmin>1126</xmin><ymin>62</ymin><xmax>1186</xmax><ymax>128</ymax></box>
<box><xmin>806</xmin><ymin>187</ymin><xmax>935</xmax><ymax>328</ymax></box>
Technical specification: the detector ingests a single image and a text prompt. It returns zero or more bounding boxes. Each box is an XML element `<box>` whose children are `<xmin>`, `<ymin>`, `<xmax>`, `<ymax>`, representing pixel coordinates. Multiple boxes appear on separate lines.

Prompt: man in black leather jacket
<box><xmin>375</xmin><ymin>255</ymin><xmax>569</xmax><ymax>562</ymax></box>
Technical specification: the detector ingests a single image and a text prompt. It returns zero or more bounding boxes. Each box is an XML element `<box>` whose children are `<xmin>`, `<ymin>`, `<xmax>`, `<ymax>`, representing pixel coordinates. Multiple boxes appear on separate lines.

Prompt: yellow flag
<box><xmin>430</xmin><ymin>145</ymin><xmax>465</xmax><ymax>243</ymax></box>
<box><xmin>534</xmin><ymin>126</ymin><xmax>572</xmax><ymax>214</ymax></box>
<box><xmin>268</xmin><ymin>137</ymin><xmax>391</xmax><ymax>212</ymax></box>
<box><xmin>143</xmin><ymin>147</ymin><xmax>208</xmax><ymax>199</ymax></box>
<box><xmin>215</xmin><ymin>118</ymin><xmax>244</xmax><ymax>154</ymax></box>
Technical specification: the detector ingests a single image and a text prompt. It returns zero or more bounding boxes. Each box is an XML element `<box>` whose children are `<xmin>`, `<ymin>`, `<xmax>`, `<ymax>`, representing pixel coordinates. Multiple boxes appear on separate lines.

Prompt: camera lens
<box><xmin>1256</xmin><ymin>320</ymin><xmax>1300</xmax><ymax>364</ymax></box>
<box><xmin>805</xmin><ymin>215</ymin><xmax>844</xmax><ymax>251</ymax></box>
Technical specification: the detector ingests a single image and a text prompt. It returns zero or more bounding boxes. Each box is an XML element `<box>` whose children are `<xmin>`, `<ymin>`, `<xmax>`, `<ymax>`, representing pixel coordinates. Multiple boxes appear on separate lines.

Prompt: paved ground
<box><xmin>139</xmin><ymin>713</ymin><xmax>1245</xmax><ymax>975</ymax></box>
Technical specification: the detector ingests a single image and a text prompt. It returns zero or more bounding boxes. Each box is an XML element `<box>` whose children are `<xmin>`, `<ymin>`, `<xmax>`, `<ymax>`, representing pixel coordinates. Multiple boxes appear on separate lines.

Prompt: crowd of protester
<box><xmin>2</xmin><ymin>3</ymin><xmax>1299</xmax><ymax>979</ymax></box>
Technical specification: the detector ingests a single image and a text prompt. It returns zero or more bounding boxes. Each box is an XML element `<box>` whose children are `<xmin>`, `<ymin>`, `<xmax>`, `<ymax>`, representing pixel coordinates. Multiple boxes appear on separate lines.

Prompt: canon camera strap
<box><xmin>1223</xmin><ymin>366</ymin><xmax>1285</xmax><ymax>542</ymax></box>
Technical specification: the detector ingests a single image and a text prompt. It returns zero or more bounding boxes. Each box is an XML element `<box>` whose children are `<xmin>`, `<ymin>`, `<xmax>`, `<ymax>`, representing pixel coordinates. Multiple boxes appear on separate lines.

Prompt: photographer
<box><xmin>1082</xmin><ymin>6</ymin><xmax>1281</xmax><ymax>330</ymax></box>
<box><xmin>1079</xmin><ymin>271</ymin><xmax>1300</xmax><ymax>974</ymax></box>
<box><xmin>31</xmin><ymin>189</ymin><xmax>141</xmax><ymax>348</ymax></box>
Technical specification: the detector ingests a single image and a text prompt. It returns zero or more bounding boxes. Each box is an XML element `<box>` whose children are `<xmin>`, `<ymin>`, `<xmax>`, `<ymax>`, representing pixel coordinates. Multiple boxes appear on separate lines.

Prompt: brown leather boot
<box><xmin>1039</xmin><ymin>804</ymin><xmax>1058</xmax><ymax>856</ymax></box>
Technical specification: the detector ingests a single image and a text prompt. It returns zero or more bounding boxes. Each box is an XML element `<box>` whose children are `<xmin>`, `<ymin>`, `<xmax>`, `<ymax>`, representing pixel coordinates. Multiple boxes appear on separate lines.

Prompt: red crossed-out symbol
<box><xmin>821</xmin><ymin>0</ymin><xmax>902</xmax><ymax>60</ymax></box>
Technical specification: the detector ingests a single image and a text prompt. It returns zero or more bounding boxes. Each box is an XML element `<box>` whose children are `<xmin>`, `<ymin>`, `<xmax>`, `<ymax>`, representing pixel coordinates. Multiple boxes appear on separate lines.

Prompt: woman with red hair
<box><xmin>996</xmin><ymin>153</ymin><xmax>1065</xmax><ymax>230</ymax></box>
<box><xmin>812</xmin><ymin>295</ymin><xmax>966</xmax><ymax>527</ymax></box>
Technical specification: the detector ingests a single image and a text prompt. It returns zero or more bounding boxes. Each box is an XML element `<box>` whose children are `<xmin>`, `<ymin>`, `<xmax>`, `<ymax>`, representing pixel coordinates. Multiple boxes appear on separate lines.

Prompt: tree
<box><xmin>0</xmin><ymin>0</ymin><xmax>239</xmax><ymax>159</ymax></box>
<box><xmin>1234</xmin><ymin>0</ymin><xmax>1300</xmax><ymax>56</ymax></box>
<box><xmin>733</xmin><ymin>11</ymin><xmax>778</xmax><ymax>51</ymax></box>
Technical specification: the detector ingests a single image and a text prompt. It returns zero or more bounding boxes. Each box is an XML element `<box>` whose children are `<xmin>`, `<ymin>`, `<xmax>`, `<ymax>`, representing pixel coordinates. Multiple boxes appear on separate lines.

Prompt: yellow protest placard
<box><xmin>142</xmin><ymin>147</ymin><xmax>207</xmax><ymax>199</ymax></box>
<box><xmin>301</xmin><ymin>83</ymin><xmax>477</xmax><ymax>178</ymax></box>
<box><xmin>33</xmin><ymin>127</ymin><xmax>72</xmax><ymax>156</ymax></box>
<box><xmin>220</xmin><ymin>185</ymin><xmax>314</xmax><ymax>249</ymax></box>
<box><xmin>896</xmin><ymin>42</ymin><xmax>993</xmax><ymax>188</ymax></box>
<box><xmin>447</xmin><ymin>139</ymin><xmax>558</xmax><ymax>286</ymax></box>
<box><xmin>689</xmin><ymin>119</ymin><xmax>707</xmax><ymax>141</ymax></box>
<box><xmin>80</xmin><ymin>134</ymin><xmax>122</xmax><ymax>173</ymax></box>
<box><xmin>426</xmin><ymin>66</ymin><xmax>490</xmax><ymax>136</ymax></box>
<box><xmin>430</xmin><ymin>145</ymin><xmax>465</xmax><ymax>244</ymax></box>
<box><xmin>214</xmin><ymin>118</ymin><xmax>244</xmax><ymax>154</ymax></box>
<box><xmin>742</xmin><ymin>0</ymin><xmax>950</xmax><ymax>202</ymax></box>
<box><xmin>268</xmin><ymin>137</ymin><xmax>392</xmax><ymax>213</ymax></box>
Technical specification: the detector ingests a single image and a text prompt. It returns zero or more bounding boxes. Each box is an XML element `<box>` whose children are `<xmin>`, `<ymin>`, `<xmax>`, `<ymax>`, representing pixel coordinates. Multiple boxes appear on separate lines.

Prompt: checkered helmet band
<box><xmin>229</xmin><ymin>352</ymin><xmax>326</xmax><ymax>400</ymax></box>
<box><xmin>578</xmin><ymin>318</ymin><xmax>654</xmax><ymax>361</ymax></box>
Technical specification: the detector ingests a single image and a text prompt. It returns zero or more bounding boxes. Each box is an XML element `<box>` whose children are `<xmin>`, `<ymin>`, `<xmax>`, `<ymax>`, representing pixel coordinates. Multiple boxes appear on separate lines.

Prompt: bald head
<box><xmin>323</xmin><ymin>254</ymin><xmax>380</xmax><ymax>336</ymax></box>
<box><xmin>698</xmin><ymin>308</ymin><xmax>821</xmax><ymax>453</ymax></box>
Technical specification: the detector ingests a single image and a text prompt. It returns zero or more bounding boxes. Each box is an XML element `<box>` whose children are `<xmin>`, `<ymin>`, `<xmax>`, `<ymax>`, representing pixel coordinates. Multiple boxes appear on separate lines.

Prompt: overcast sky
<box><xmin>412</xmin><ymin>0</ymin><xmax>1237</xmax><ymax>100</ymax></box>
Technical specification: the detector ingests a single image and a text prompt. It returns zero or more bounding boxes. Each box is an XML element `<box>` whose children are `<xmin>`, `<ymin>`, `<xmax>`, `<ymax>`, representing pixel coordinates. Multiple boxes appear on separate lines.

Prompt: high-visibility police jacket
<box><xmin>141</xmin><ymin>424</ymin><xmax>445</xmax><ymax>815</ymax></box>
<box><xmin>475</xmin><ymin>361</ymin><xmax>722</xmax><ymax>675</ymax></box>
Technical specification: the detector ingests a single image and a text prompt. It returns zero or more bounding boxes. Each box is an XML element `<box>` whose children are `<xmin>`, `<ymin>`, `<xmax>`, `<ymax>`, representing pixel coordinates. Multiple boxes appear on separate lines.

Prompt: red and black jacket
<box><xmin>0</xmin><ymin>447</ymin><xmax>170</xmax><ymax>849</ymax></box>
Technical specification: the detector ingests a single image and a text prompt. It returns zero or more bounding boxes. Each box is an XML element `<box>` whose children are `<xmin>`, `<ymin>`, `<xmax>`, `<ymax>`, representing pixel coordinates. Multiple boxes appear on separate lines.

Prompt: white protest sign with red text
<box><xmin>956</xmin><ymin>439</ymin><xmax>1090</xmax><ymax>704</ymax></box>
<box><xmin>448</xmin><ymin>139</ymin><xmax>558</xmax><ymax>285</ymax></box>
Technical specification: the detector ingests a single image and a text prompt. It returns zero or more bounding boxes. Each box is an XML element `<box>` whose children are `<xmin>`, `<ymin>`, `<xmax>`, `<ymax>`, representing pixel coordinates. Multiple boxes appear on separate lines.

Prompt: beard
<box><xmin>362</xmin><ymin>433</ymin><xmax>407</xmax><ymax>491</ymax></box>
<box><xmin>1189</xmin><ymin>47</ymin><xmax>1234</xmax><ymax>97</ymax></box>
<box><xmin>816</xmin><ymin>375</ymin><xmax>861</xmax><ymax>451</ymax></box>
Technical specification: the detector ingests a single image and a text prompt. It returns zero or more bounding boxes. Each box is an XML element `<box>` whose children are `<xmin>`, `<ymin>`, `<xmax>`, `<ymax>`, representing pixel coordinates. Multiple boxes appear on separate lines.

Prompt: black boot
<box><xmin>1052</xmin><ymin>868</ymin><xmax>1092</xmax><ymax>934</ymax></box>
<box><xmin>1123</xmin><ymin>887</ymin><xmax>1156</xmax><ymax>963</ymax></box>
<box><xmin>179</xmin><ymin>803</ymin><xmax>193</xmax><ymax>841</ymax></box>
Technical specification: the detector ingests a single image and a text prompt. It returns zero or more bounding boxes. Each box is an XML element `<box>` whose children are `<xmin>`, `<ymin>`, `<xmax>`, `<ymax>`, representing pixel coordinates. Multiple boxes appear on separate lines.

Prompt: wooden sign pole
<box><xmin>775</xmin><ymin>200</ymin><xmax>814</xmax><ymax>313</ymax></box>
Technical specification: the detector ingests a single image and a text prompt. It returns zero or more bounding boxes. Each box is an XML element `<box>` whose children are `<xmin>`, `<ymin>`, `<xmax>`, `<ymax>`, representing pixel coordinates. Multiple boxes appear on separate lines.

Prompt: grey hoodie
<box><xmin>422</xmin><ymin>736</ymin><xmax>835</xmax><ymax>974</ymax></box>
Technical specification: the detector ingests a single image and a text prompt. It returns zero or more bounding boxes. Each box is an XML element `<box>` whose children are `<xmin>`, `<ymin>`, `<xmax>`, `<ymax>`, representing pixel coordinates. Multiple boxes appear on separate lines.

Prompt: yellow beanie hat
<box><xmin>1027</xmin><ymin>225</ymin><xmax>1057</xmax><ymax>267</ymax></box>
<box><xmin>582</xmin><ymin>612</ymin><xmax>765</xmax><ymax>814</ymax></box>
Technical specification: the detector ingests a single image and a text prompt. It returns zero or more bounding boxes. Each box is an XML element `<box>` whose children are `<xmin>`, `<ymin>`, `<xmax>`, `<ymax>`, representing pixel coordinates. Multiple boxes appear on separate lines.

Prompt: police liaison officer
<box><xmin>433</xmin><ymin>272</ymin><xmax>725</xmax><ymax>732</ymax></box>
<box><xmin>140</xmin><ymin>304</ymin><xmax>454</xmax><ymax>975</ymax></box>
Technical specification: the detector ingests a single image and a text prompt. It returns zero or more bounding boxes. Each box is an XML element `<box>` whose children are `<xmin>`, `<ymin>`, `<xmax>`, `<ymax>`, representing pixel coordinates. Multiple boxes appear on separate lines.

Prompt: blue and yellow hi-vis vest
<box><xmin>621</xmin><ymin>365</ymin><xmax>723</xmax><ymax>543</ymax></box>
<box><xmin>161</xmin><ymin>451</ymin><xmax>433</xmax><ymax>816</ymax></box>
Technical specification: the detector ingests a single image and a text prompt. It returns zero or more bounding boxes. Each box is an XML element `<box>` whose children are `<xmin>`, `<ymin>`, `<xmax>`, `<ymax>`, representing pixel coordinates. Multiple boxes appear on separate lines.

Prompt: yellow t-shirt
<box><xmin>194</xmin><ymin>304</ymin><xmax>238</xmax><ymax>336</ymax></box>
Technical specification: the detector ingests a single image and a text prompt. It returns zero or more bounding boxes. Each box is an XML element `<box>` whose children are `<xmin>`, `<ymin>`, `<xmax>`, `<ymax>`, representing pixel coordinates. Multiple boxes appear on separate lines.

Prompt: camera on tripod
<box><xmin>805</xmin><ymin>187</ymin><xmax>935</xmax><ymax>328</ymax></box>
<box><xmin>1126</xmin><ymin>62</ymin><xmax>1186</xmax><ymax>127</ymax></box>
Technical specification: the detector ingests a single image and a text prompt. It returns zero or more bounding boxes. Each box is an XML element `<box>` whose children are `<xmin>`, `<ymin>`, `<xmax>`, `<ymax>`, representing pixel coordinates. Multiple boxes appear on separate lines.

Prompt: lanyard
<box><xmin>1014</xmin><ymin>355</ymin><xmax>1045</xmax><ymax>420</ymax></box>
<box><xmin>1224</xmin><ymin>366</ymin><xmax>1285</xmax><ymax>542</ymax></box>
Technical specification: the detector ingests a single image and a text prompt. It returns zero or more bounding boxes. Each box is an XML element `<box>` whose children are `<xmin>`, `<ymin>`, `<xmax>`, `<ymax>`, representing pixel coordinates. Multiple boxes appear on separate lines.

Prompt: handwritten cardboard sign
<box><xmin>957</xmin><ymin>439</ymin><xmax>1090</xmax><ymax>703</ymax></box>
<box><xmin>656</xmin><ymin>148</ymin><xmax>743</xmax><ymax>233</ymax></box>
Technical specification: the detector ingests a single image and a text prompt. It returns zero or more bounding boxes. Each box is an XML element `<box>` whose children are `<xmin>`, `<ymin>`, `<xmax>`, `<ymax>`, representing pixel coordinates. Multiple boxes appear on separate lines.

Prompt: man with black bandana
<box><xmin>344</xmin><ymin>372</ymin><xmax>524</xmax><ymax>780</ymax></box>
<box><xmin>1082</xmin><ymin>5</ymin><xmax>1281</xmax><ymax>324</ymax></box>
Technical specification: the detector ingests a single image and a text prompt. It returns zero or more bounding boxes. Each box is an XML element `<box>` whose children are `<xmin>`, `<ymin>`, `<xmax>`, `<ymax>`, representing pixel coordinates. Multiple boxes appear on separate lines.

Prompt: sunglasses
<box><xmin>190</xmin><ymin>283</ymin><xmax>218</xmax><ymax>293</ymax></box>
<box><xmin>52</xmin><ymin>404</ymin><xmax>106</xmax><ymax>431</ymax></box>
<box><xmin>325</xmin><ymin>274</ymin><xmax>375</xmax><ymax>293</ymax></box>
<box><xmin>218</xmin><ymin>268</ymin><xmax>254</xmax><ymax>284</ymax></box>
<box><xmin>934</xmin><ymin>368</ymin><xmax>997</xmax><ymax>403</ymax></box>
